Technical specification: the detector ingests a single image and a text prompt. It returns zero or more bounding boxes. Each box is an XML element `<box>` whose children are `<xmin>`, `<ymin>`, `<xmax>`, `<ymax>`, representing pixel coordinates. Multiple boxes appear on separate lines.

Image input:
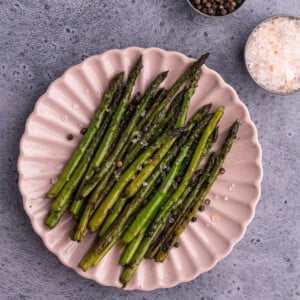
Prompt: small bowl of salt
<box><xmin>245</xmin><ymin>15</ymin><xmax>300</xmax><ymax>95</ymax></box>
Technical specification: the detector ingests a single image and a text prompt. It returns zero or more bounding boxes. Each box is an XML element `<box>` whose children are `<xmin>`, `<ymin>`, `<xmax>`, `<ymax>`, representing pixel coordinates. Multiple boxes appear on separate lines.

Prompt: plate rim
<box><xmin>18</xmin><ymin>46</ymin><xmax>263</xmax><ymax>291</ymax></box>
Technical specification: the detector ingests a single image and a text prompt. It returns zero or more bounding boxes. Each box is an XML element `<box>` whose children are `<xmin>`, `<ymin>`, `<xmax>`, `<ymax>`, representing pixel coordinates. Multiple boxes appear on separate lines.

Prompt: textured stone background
<box><xmin>0</xmin><ymin>0</ymin><xmax>299</xmax><ymax>299</ymax></box>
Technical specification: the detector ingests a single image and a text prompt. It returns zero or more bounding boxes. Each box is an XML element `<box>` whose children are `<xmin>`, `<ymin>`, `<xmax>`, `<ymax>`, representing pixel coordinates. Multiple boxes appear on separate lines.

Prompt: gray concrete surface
<box><xmin>0</xmin><ymin>0</ymin><xmax>299</xmax><ymax>299</ymax></box>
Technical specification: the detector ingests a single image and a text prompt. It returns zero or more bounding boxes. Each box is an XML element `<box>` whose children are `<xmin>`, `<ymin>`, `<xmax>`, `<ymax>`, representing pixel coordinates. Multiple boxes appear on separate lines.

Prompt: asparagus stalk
<box><xmin>97</xmin><ymin>195</ymin><xmax>128</xmax><ymax>237</ymax></box>
<box><xmin>117</xmin><ymin>92</ymin><xmax>141</xmax><ymax>134</ymax></box>
<box><xmin>122</xmin><ymin>107</ymin><xmax>224</xmax><ymax>244</ymax></box>
<box><xmin>79</xmin><ymin>113</ymin><xmax>208</xmax><ymax>270</ymax></box>
<box><xmin>188</xmin><ymin>104</ymin><xmax>212</xmax><ymax>125</ymax></box>
<box><xmin>88</xmin><ymin>86</ymin><xmax>180</xmax><ymax>201</ymax></box>
<box><xmin>126</xmin><ymin>64</ymin><xmax>200</xmax><ymax>157</ymax></box>
<box><xmin>87</xmin><ymin>128</ymin><xmax>183</xmax><ymax>233</ymax></box>
<box><xmin>119</xmin><ymin>233</ymin><xmax>144</xmax><ymax>266</ymax></box>
<box><xmin>70</xmin><ymin>71</ymin><xmax>168</xmax><ymax>215</ymax></box>
<box><xmin>45</xmin><ymin>83</ymin><xmax>124</xmax><ymax>228</ymax></box>
<box><xmin>119</xmin><ymin>170</ymin><xmax>204</xmax><ymax>286</ymax></box>
<box><xmin>119</xmin><ymin>234</ymin><xmax>152</xmax><ymax>287</ymax></box>
<box><xmin>79</xmin><ymin>155</ymin><xmax>172</xmax><ymax>270</ymax></box>
<box><xmin>122</xmin><ymin>88</ymin><xmax>187</xmax><ymax>168</ymax></box>
<box><xmin>146</xmin><ymin>127</ymin><xmax>219</xmax><ymax>257</ymax></box>
<box><xmin>108</xmin><ymin>91</ymin><xmax>142</xmax><ymax>157</ymax></box>
<box><xmin>155</xmin><ymin>121</ymin><xmax>239</xmax><ymax>262</ymax></box>
<box><xmin>124</xmin><ymin>84</ymin><xmax>195</xmax><ymax>198</ymax></box>
<box><xmin>119</xmin><ymin>126</ymin><xmax>217</xmax><ymax>264</ymax></box>
<box><xmin>97</xmin><ymin>111</ymin><xmax>209</xmax><ymax>237</ymax></box>
<box><xmin>72</xmin><ymin>93</ymin><xmax>185</xmax><ymax>241</ymax></box>
<box><xmin>135</xmin><ymin>53</ymin><xmax>209</xmax><ymax>133</ymax></box>
<box><xmin>126</xmin><ymin>88</ymin><xmax>167</xmax><ymax>146</ymax></box>
<box><xmin>147</xmin><ymin>152</ymin><xmax>217</xmax><ymax>259</ymax></box>
<box><xmin>119</xmin><ymin>170</ymin><xmax>201</xmax><ymax>266</ymax></box>
<box><xmin>45</xmin><ymin>209</ymin><xmax>66</xmax><ymax>229</ymax></box>
<box><xmin>124</xmin><ymin>92</ymin><xmax>142</xmax><ymax>122</ymax></box>
<box><xmin>69</xmin><ymin>92</ymin><xmax>141</xmax><ymax>218</ymax></box>
<box><xmin>178</xmin><ymin>124</ymin><xmax>218</xmax><ymax>183</ymax></box>
<box><xmin>50</xmin><ymin>58</ymin><xmax>142</xmax><ymax>213</ymax></box>
<box><xmin>71</xmin><ymin>172</ymin><xmax>116</xmax><ymax>241</ymax></box>
<box><xmin>46</xmin><ymin>72</ymin><xmax>124</xmax><ymax>199</ymax></box>
<box><xmin>144</xmin><ymin>88</ymin><xmax>167</xmax><ymax>113</ymax></box>
<box><xmin>119</xmin><ymin>108</ymin><xmax>224</xmax><ymax>287</ymax></box>
<box><xmin>82</xmin><ymin>56</ymin><xmax>143</xmax><ymax>178</ymax></box>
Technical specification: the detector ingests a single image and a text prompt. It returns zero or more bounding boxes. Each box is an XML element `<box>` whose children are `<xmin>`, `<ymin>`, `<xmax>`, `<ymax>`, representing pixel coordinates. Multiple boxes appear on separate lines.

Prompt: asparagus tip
<box><xmin>206</xmin><ymin>103</ymin><xmax>212</xmax><ymax>109</ymax></box>
<box><xmin>195</xmin><ymin>52</ymin><xmax>210</xmax><ymax>67</ymax></box>
<box><xmin>162</xmin><ymin>70</ymin><xmax>169</xmax><ymax>77</ymax></box>
<box><xmin>136</xmin><ymin>55</ymin><xmax>143</xmax><ymax>65</ymax></box>
<box><xmin>201</xmin><ymin>52</ymin><xmax>210</xmax><ymax>61</ymax></box>
<box><xmin>231</xmin><ymin>120</ymin><xmax>240</xmax><ymax>137</ymax></box>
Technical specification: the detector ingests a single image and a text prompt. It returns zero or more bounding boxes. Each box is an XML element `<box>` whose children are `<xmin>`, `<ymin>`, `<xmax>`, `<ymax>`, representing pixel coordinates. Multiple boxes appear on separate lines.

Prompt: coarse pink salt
<box><xmin>245</xmin><ymin>16</ymin><xmax>300</xmax><ymax>94</ymax></box>
<box><xmin>211</xmin><ymin>214</ymin><xmax>221</xmax><ymax>222</ymax></box>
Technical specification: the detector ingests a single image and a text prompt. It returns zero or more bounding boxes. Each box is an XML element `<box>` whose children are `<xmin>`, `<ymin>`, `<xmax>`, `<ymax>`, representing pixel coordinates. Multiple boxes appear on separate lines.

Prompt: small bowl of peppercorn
<box><xmin>187</xmin><ymin>0</ymin><xmax>246</xmax><ymax>17</ymax></box>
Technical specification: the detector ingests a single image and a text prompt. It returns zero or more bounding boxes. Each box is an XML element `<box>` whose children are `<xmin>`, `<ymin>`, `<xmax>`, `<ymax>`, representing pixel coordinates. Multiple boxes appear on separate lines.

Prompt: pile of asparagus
<box><xmin>45</xmin><ymin>54</ymin><xmax>239</xmax><ymax>287</ymax></box>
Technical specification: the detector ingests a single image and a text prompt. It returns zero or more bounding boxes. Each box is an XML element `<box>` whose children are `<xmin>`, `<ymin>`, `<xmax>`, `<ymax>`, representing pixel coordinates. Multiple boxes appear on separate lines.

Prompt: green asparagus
<box><xmin>122</xmin><ymin>107</ymin><xmax>224</xmax><ymax>244</ymax></box>
<box><xmin>72</xmin><ymin>92</ymin><xmax>185</xmax><ymax>241</ymax></box>
<box><xmin>79</xmin><ymin>113</ymin><xmax>209</xmax><ymax>270</ymax></box>
<box><xmin>70</xmin><ymin>71</ymin><xmax>168</xmax><ymax>216</ymax></box>
<box><xmin>124</xmin><ymin>84</ymin><xmax>195</xmax><ymax>198</ymax></box>
<box><xmin>97</xmin><ymin>109</ymin><xmax>210</xmax><ymax>238</ymax></box>
<box><xmin>135</xmin><ymin>53</ymin><xmax>209</xmax><ymax>133</ymax></box>
<box><xmin>123</xmin><ymin>88</ymin><xmax>187</xmax><ymax>168</ymax></box>
<box><xmin>46</xmin><ymin>72</ymin><xmax>124</xmax><ymax>199</ymax></box>
<box><xmin>120</xmin><ymin>170</ymin><xmax>201</xmax><ymax>266</ymax></box>
<box><xmin>155</xmin><ymin>121</ymin><xmax>239</xmax><ymax>262</ymax></box>
<box><xmin>147</xmin><ymin>153</ymin><xmax>217</xmax><ymax>259</ymax></box>
<box><xmin>80</xmin><ymin>123</ymin><xmax>196</xmax><ymax>271</ymax></box>
<box><xmin>45</xmin><ymin>82</ymin><xmax>124</xmax><ymax>228</ymax></box>
<box><xmin>88</xmin><ymin>128</ymin><xmax>183</xmax><ymax>232</ymax></box>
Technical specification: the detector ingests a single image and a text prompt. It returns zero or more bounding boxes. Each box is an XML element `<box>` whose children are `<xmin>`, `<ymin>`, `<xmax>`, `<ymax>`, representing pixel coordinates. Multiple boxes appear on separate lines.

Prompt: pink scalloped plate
<box><xmin>18</xmin><ymin>47</ymin><xmax>263</xmax><ymax>290</ymax></box>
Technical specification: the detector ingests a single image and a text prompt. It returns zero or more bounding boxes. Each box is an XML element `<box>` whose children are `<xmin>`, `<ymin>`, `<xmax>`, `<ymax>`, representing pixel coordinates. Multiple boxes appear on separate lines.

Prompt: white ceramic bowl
<box><xmin>245</xmin><ymin>15</ymin><xmax>300</xmax><ymax>95</ymax></box>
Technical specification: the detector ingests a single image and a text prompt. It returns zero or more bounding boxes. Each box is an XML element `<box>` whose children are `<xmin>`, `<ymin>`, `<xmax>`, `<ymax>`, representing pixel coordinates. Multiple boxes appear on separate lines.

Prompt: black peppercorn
<box><xmin>165</xmin><ymin>166</ymin><xmax>170</xmax><ymax>172</ymax></box>
<box><xmin>67</xmin><ymin>134</ymin><xmax>74</xmax><ymax>141</ymax></box>
<box><xmin>94</xmin><ymin>167</ymin><xmax>100</xmax><ymax>173</ymax></box>
<box><xmin>190</xmin><ymin>0</ymin><xmax>244</xmax><ymax>15</ymax></box>
<box><xmin>175</xmin><ymin>176</ymin><xmax>182</xmax><ymax>183</ymax></box>
<box><xmin>191</xmin><ymin>216</ymin><xmax>197</xmax><ymax>222</ymax></box>
<box><xmin>205</xmin><ymin>198</ymin><xmax>211</xmax><ymax>205</ymax></box>
<box><xmin>162</xmin><ymin>244</ymin><xmax>169</xmax><ymax>253</ymax></box>
<box><xmin>199</xmin><ymin>205</ymin><xmax>205</xmax><ymax>212</ymax></box>
<box><xmin>201</xmin><ymin>7</ymin><xmax>208</xmax><ymax>14</ymax></box>
<box><xmin>80</xmin><ymin>127</ymin><xmax>87</xmax><ymax>135</ymax></box>
<box><xmin>221</xmin><ymin>8</ymin><xmax>227</xmax><ymax>15</ymax></box>
<box><xmin>208</xmin><ymin>8</ymin><xmax>215</xmax><ymax>15</ymax></box>
<box><xmin>220</xmin><ymin>167</ymin><xmax>225</xmax><ymax>174</ymax></box>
